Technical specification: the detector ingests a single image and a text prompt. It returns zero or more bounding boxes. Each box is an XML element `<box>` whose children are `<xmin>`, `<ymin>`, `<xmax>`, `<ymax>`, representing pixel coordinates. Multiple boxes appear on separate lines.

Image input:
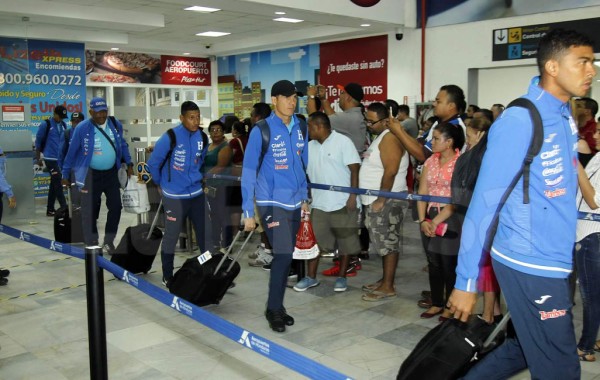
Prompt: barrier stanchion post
<box><xmin>85</xmin><ymin>246</ymin><xmax>108</xmax><ymax>380</ymax></box>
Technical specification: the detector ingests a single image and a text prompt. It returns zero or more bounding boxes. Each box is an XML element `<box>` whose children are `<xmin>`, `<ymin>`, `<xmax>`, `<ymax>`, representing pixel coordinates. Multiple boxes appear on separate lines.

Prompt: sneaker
<box><xmin>265</xmin><ymin>309</ymin><xmax>286</xmax><ymax>333</ymax></box>
<box><xmin>334</xmin><ymin>277</ymin><xmax>347</xmax><ymax>292</ymax></box>
<box><xmin>262</xmin><ymin>263</ymin><xmax>271</xmax><ymax>271</ymax></box>
<box><xmin>322</xmin><ymin>262</ymin><xmax>357</xmax><ymax>277</ymax></box>
<box><xmin>102</xmin><ymin>242</ymin><xmax>116</xmax><ymax>255</ymax></box>
<box><xmin>293</xmin><ymin>277</ymin><xmax>320</xmax><ymax>292</ymax></box>
<box><xmin>249</xmin><ymin>245</ymin><xmax>263</xmax><ymax>259</ymax></box>
<box><xmin>249</xmin><ymin>251</ymin><xmax>273</xmax><ymax>267</ymax></box>
<box><xmin>0</xmin><ymin>269</ymin><xmax>10</xmax><ymax>278</ymax></box>
<box><xmin>320</xmin><ymin>251</ymin><xmax>336</xmax><ymax>258</ymax></box>
<box><xmin>350</xmin><ymin>257</ymin><xmax>362</xmax><ymax>270</ymax></box>
<box><xmin>46</xmin><ymin>210</ymin><xmax>56</xmax><ymax>217</ymax></box>
<box><xmin>0</xmin><ymin>277</ymin><xmax>7</xmax><ymax>286</ymax></box>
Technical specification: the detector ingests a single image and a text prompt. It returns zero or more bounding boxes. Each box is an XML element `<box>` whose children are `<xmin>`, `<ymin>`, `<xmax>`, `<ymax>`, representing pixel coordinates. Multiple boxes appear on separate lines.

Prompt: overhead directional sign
<box><xmin>492</xmin><ymin>17</ymin><xmax>600</xmax><ymax>61</ymax></box>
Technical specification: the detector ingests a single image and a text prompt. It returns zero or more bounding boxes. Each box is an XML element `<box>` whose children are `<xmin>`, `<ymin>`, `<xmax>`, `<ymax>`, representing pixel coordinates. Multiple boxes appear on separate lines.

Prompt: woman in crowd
<box><xmin>203</xmin><ymin>120</ymin><xmax>233</xmax><ymax>251</ymax></box>
<box><xmin>575</xmin><ymin>122</ymin><xmax>600</xmax><ymax>362</ymax></box>
<box><xmin>417</xmin><ymin>121</ymin><xmax>464</xmax><ymax>321</ymax></box>
<box><xmin>228</xmin><ymin>121</ymin><xmax>248</xmax><ymax>233</ymax></box>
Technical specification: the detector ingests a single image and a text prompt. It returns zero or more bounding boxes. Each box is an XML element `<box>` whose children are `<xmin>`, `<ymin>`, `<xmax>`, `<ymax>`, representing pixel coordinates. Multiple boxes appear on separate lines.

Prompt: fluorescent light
<box><xmin>196</xmin><ymin>31</ymin><xmax>230</xmax><ymax>37</ymax></box>
<box><xmin>274</xmin><ymin>17</ymin><xmax>303</xmax><ymax>23</ymax></box>
<box><xmin>110</xmin><ymin>47</ymin><xmax>120</xmax><ymax>51</ymax></box>
<box><xmin>275</xmin><ymin>11</ymin><xmax>286</xmax><ymax>15</ymax></box>
<box><xmin>184</xmin><ymin>6</ymin><xmax>220</xmax><ymax>13</ymax></box>
<box><xmin>182</xmin><ymin>52</ymin><xmax>191</xmax><ymax>56</ymax></box>
<box><xmin>360</xmin><ymin>24</ymin><xmax>371</xmax><ymax>27</ymax></box>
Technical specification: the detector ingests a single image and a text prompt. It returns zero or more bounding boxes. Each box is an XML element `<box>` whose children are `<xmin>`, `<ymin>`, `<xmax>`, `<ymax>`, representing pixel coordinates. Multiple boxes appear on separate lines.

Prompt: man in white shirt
<box><xmin>293</xmin><ymin>111</ymin><xmax>361</xmax><ymax>293</ymax></box>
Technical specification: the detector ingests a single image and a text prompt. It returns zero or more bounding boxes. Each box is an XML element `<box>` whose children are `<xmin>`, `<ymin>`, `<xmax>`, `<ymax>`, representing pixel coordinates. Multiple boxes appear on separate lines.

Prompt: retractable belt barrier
<box><xmin>209</xmin><ymin>174</ymin><xmax>600</xmax><ymax>222</ymax></box>
<box><xmin>0</xmin><ymin>223</ymin><xmax>352</xmax><ymax>380</ymax></box>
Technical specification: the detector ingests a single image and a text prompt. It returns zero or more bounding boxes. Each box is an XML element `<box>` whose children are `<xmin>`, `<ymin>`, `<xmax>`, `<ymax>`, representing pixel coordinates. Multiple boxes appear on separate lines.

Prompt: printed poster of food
<box><xmin>161</xmin><ymin>56</ymin><xmax>211</xmax><ymax>86</ymax></box>
<box><xmin>86</xmin><ymin>50</ymin><xmax>161</xmax><ymax>84</ymax></box>
<box><xmin>319</xmin><ymin>35</ymin><xmax>388</xmax><ymax>108</ymax></box>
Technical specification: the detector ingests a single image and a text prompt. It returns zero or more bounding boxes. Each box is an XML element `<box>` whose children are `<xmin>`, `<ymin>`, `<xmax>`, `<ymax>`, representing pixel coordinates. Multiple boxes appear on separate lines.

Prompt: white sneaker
<box><xmin>249</xmin><ymin>245</ymin><xmax>263</xmax><ymax>259</ymax></box>
<box><xmin>249</xmin><ymin>250</ymin><xmax>273</xmax><ymax>267</ymax></box>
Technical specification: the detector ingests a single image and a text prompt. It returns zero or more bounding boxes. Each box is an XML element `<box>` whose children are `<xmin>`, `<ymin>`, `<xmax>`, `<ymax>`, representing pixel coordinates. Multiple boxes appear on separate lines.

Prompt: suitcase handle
<box><xmin>213</xmin><ymin>229</ymin><xmax>254</xmax><ymax>275</ymax></box>
<box><xmin>146</xmin><ymin>199</ymin><xmax>162</xmax><ymax>240</ymax></box>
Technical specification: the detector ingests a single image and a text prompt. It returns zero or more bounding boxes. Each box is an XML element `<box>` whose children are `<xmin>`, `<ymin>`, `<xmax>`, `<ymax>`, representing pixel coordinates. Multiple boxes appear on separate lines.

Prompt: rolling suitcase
<box><xmin>168</xmin><ymin>229</ymin><xmax>252</xmax><ymax>306</ymax></box>
<box><xmin>54</xmin><ymin>188</ymin><xmax>83</xmax><ymax>243</ymax></box>
<box><xmin>397</xmin><ymin>312</ymin><xmax>511</xmax><ymax>380</ymax></box>
<box><xmin>110</xmin><ymin>200</ymin><xmax>163</xmax><ymax>274</ymax></box>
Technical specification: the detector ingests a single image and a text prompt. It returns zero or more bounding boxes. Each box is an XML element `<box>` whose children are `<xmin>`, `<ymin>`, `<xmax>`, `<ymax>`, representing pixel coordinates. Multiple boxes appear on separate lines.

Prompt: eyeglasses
<box><xmin>365</xmin><ymin>118</ymin><xmax>385</xmax><ymax>127</ymax></box>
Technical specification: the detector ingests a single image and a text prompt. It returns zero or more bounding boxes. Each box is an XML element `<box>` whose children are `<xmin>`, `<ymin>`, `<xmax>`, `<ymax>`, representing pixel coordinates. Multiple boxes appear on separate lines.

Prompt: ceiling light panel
<box><xmin>196</xmin><ymin>31</ymin><xmax>231</xmax><ymax>37</ymax></box>
<box><xmin>273</xmin><ymin>17</ymin><xmax>303</xmax><ymax>23</ymax></box>
<box><xmin>184</xmin><ymin>6</ymin><xmax>220</xmax><ymax>13</ymax></box>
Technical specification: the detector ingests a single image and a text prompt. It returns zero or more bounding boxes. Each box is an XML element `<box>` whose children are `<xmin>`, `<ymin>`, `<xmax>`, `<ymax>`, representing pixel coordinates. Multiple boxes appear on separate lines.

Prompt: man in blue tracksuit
<box><xmin>35</xmin><ymin>105</ymin><xmax>68</xmax><ymax>217</ymax></box>
<box><xmin>147</xmin><ymin>101</ymin><xmax>211</xmax><ymax>285</ymax></box>
<box><xmin>242</xmin><ymin>80</ymin><xmax>309</xmax><ymax>333</ymax></box>
<box><xmin>62</xmin><ymin>97</ymin><xmax>133</xmax><ymax>251</ymax></box>
<box><xmin>448</xmin><ymin>29</ymin><xmax>596</xmax><ymax>379</ymax></box>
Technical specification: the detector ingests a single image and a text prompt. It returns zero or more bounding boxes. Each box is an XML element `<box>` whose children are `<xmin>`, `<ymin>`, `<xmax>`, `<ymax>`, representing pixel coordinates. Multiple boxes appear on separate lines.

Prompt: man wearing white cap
<box><xmin>62</xmin><ymin>97</ymin><xmax>133</xmax><ymax>252</ymax></box>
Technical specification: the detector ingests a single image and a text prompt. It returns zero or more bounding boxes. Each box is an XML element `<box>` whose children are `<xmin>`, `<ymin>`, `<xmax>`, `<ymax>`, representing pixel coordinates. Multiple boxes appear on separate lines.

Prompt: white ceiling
<box><xmin>0</xmin><ymin>0</ymin><xmax>406</xmax><ymax>56</ymax></box>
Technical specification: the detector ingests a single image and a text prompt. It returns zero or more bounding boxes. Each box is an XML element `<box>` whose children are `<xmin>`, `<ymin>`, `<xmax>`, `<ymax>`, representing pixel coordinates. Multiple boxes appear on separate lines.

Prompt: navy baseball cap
<box><xmin>271</xmin><ymin>80</ymin><xmax>297</xmax><ymax>97</ymax></box>
<box><xmin>54</xmin><ymin>105</ymin><xmax>68</xmax><ymax>119</ymax></box>
<box><xmin>90</xmin><ymin>97</ymin><xmax>108</xmax><ymax>112</ymax></box>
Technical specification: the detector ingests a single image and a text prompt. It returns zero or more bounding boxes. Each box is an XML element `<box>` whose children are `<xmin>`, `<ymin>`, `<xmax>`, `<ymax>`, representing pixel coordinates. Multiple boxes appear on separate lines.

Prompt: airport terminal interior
<box><xmin>0</xmin><ymin>205</ymin><xmax>598</xmax><ymax>379</ymax></box>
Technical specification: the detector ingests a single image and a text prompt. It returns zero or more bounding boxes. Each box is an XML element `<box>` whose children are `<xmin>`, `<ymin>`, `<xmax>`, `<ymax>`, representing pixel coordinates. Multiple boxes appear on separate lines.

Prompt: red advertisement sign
<box><xmin>319</xmin><ymin>35</ymin><xmax>387</xmax><ymax>107</ymax></box>
<box><xmin>161</xmin><ymin>55</ymin><xmax>211</xmax><ymax>86</ymax></box>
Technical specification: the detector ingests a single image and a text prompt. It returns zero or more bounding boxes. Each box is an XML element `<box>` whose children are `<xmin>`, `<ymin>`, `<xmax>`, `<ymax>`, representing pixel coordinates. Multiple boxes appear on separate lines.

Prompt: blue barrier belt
<box><xmin>0</xmin><ymin>223</ymin><xmax>353</xmax><ymax>380</ymax></box>
<box><xmin>209</xmin><ymin>174</ymin><xmax>600</xmax><ymax>220</ymax></box>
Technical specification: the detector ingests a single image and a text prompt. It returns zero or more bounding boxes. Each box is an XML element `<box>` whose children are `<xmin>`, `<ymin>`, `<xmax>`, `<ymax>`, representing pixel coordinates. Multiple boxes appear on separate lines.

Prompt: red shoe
<box><xmin>322</xmin><ymin>262</ymin><xmax>357</xmax><ymax>277</ymax></box>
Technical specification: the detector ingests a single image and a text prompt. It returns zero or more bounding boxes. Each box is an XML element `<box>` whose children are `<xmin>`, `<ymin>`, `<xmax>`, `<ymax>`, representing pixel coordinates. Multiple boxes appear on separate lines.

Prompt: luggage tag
<box><xmin>197</xmin><ymin>250</ymin><xmax>213</xmax><ymax>265</ymax></box>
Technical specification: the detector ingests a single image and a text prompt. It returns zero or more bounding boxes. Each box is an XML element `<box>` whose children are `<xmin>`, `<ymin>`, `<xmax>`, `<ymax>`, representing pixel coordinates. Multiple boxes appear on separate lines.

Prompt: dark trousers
<box><xmin>161</xmin><ymin>194</ymin><xmax>212</xmax><ymax>280</ymax></box>
<box><xmin>426</xmin><ymin>251</ymin><xmax>457</xmax><ymax>307</ymax></box>
<box><xmin>45</xmin><ymin>160</ymin><xmax>66</xmax><ymax>212</ymax></box>
<box><xmin>464</xmin><ymin>259</ymin><xmax>580</xmax><ymax>380</ymax></box>
<box><xmin>80</xmin><ymin>167</ymin><xmax>122</xmax><ymax>246</ymax></box>
<box><xmin>575</xmin><ymin>233</ymin><xmax>600</xmax><ymax>352</ymax></box>
<box><xmin>258</xmin><ymin>205</ymin><xmax>300</xmax><ymax>311</ymax></box>
<box><xmin>207</xmin><ymin>186</ymin><xmax>234</xmax><ymax>249</ymax></box>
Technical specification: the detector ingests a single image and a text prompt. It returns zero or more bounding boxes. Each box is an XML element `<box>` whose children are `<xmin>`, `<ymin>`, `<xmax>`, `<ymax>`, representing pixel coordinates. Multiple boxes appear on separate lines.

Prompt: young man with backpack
<box><xmin>147</xmin><ymin>101</ymin><xmax>211</xmax><ymax>286</ymax></box>
<box><xmin>241</xmin><ymin>80</ymin><xmax>309</xmax><ymax>333</ymax></box>
<box><xmin>448</xmin><ymin>29</ymin><xmax>596</xmax><ymax>379</ymax></box>
<box><xmin>35</xmin><ymin>105</ymin><xmax>69</xmax><ymax>217</ymax></box>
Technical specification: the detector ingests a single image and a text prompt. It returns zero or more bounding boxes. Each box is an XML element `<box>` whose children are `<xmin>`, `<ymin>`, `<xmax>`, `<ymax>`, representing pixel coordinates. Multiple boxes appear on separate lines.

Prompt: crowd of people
<box><xmin>0</xmin><ymin>27</ymin><xmax>596</xmax><ymax>378</ymax></box>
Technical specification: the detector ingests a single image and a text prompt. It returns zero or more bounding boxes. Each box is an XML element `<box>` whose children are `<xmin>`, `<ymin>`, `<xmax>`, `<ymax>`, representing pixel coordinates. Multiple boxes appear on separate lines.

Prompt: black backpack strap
<box><xmin>506</xmin><ymin>98</ymin><xmax>544</xmax><ymax>204</ymax></box>
<box><xmin>483</xmin><ymin>97</ymin><xmax>543</xmax><ymax>251</ymax></box>
<box><xmin>160</xmin><ymin>128</ymin><xmax>176</xmax><ymax>182</ymax></box>
<box><xmin>256</xmin><ymin>119</ymin><xmax>270</xmax><ymax>173</ymax></box>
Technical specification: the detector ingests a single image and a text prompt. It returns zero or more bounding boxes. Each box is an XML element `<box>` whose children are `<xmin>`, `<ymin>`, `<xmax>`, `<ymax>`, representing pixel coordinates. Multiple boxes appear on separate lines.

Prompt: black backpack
<box><xmin>451</xmin><ymin>98</ymin><xmax>544</xmax><ymax>213</ymax></box>
<box><xmin>254</xmin><ymin>118</ymin><xmax>308</xmax><ymax>172</ymax></box>
<box><xmin>159</xmin><ymin>128</ymin><xmax>209</xmax><ymax>182</ymax></box>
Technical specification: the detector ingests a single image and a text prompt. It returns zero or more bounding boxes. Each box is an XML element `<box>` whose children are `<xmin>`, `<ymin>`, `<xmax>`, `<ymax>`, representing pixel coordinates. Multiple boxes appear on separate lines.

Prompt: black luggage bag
<box><xmin>54</xmin><ymin>188</ymin><xmax>83</xmax><ymax>243</ymax></box>
<box><xmin>169</xmin><ymin>230</ymin><xmax>252</xmax><ymax>306</ymax></box>
<box><xmin>110</xmin><ymin>223</ymin><xmax>162</xmax><ymax>273</ymax></box>
<box><xmin>110</xmin><ymin>200</ymin><xmax>163</xmax><ymax>274</ymax></box>
<box><xmin>397</xmin><ymin>313</ymin><xmax>511</xmax><ymax>380</ymax></box>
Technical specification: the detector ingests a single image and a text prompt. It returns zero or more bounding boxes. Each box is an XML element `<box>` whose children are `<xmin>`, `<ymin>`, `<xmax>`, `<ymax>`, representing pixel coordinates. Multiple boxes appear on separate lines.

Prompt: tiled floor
<box><xmin>0</xmin><ymin>202</ymin><xmax>599</xmax><ymax>379</ymax></box>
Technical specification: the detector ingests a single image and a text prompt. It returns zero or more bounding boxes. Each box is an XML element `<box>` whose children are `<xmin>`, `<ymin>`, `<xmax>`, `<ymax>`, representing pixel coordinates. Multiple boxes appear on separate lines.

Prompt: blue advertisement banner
<box><xmin>0</xmin><ymin>38</ymin><xmax>86</xmax><ymax>198</ymax></box>
<box><xmin>0</xmin><ymin>38</ymin><xmax>86</xmax><ymax>133</ymax></box>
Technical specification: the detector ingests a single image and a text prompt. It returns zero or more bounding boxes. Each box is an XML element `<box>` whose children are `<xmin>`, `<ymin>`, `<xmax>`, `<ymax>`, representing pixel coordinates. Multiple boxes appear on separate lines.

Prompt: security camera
<box><xmin>395</xmin><ymin>26</ymin><xmax>404</xmax><ymax>41</ymax></box>
<box><xmin>205</xmin><ymin>44</ymin><xmax>212</xmax><ymax>49</ymax></box>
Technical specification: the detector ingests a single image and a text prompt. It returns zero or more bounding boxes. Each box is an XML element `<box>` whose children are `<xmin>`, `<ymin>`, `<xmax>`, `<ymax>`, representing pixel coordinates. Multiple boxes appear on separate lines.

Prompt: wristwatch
<box><xmin>302</xmin><ymin>199</ymin><xmax>312</xmax><ymax>204</ymax></box>
<box><xmin>308</xmin><ymin>95</ymin><xmax>316</xmax><ymax>99</ymax></box>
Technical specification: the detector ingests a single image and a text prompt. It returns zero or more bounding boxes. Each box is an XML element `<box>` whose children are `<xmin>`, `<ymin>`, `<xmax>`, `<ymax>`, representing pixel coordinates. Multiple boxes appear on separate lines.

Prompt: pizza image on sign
<box><xmin>89</xmin><ymin>72</ymin><xmax>138</xmax><ymax>83</ymax></box>
<box><xmin>103</xmin><ymin>52</ymin><xmax>160</xmax><ymax>74</ymax></box>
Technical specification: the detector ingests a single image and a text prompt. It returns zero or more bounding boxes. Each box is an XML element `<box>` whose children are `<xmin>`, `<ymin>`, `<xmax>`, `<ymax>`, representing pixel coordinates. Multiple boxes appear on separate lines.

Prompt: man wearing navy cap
<box><xmin>62</xmin><ymin>97</ymin><xmax>133</xmax><ymax>253</ymax></box>
<box><xmin>35</xmin><ymin>105</ymin><xmax>69</xmax><ymax>217</ymax></box>
<box><xmin>241</xmin><ymin>80</ymin><xmax>309</xmax><ymax>332</ymax></box>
